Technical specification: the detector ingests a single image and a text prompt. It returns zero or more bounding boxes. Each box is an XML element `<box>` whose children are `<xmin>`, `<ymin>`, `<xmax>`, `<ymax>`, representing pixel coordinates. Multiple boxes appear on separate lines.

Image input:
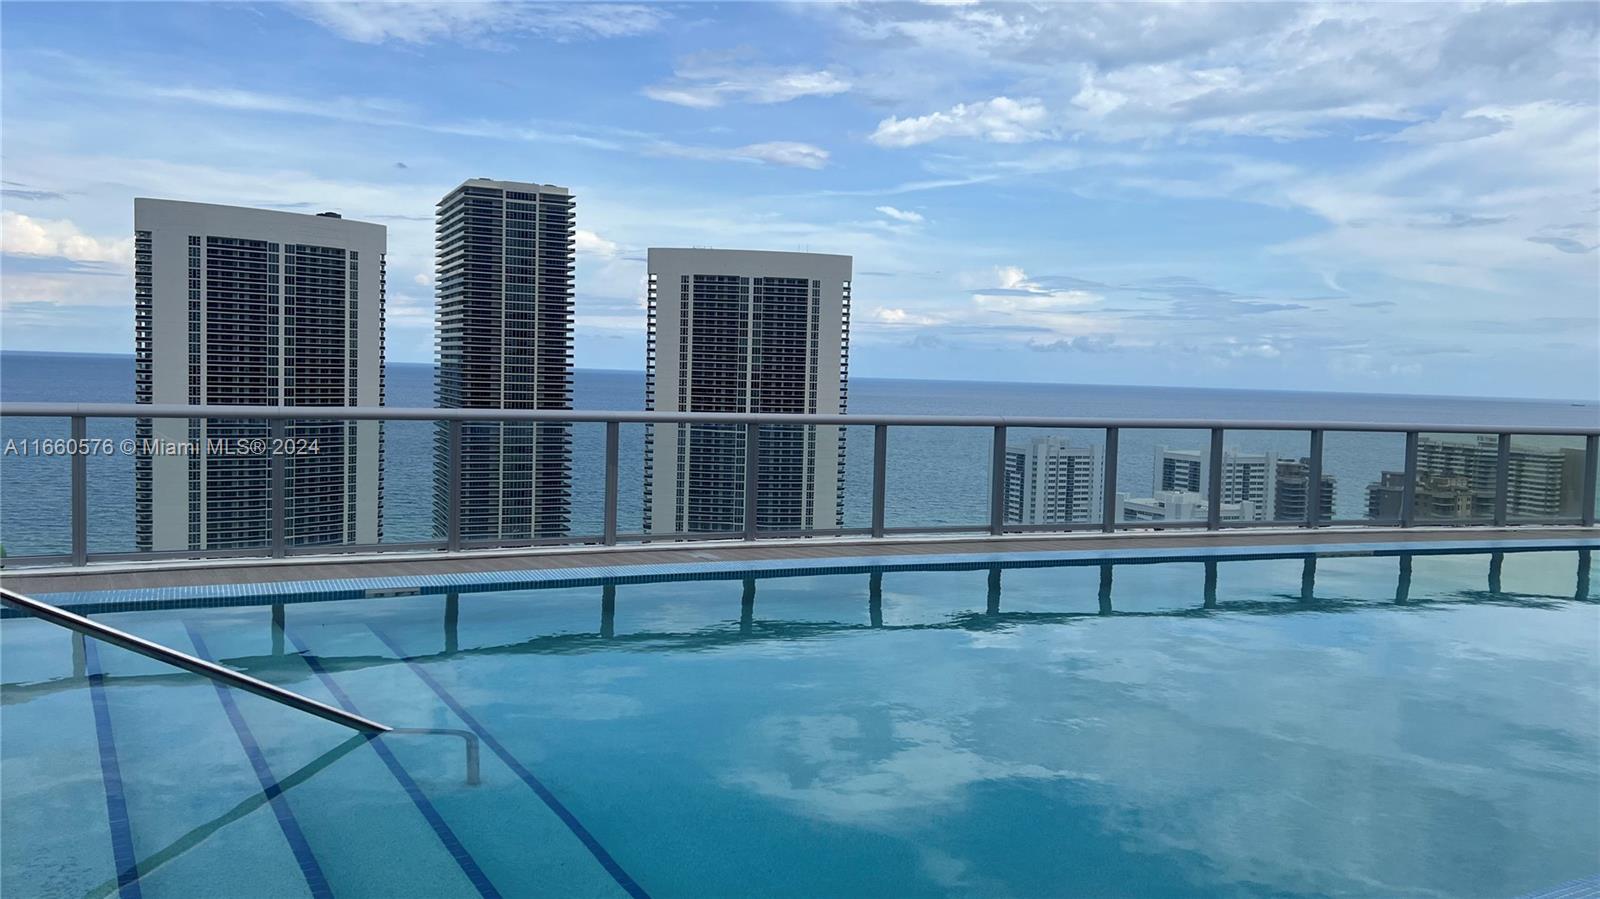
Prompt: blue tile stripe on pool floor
<box><xmin>184</xmin><ymin>624</ymin><xmax>332</xmax><ymax>899</ymax></box>
<box><xmin>368</xmin><ymin>624</ymin><xmax>652</xmax><ymax>899</ymax></box>
<box><xmin>12</xmin><ymin>537</ymin><xmax>1596</xmax><ymax>617</ymax></box>
<box><xmin>284</xmin><ymin>629</ymin><xmax>502</xmax><ymax>899</ymax></box>
<box><xmin>83</xmin><ymin>639</ymin><xmax>144</xmax><ymax>899</ymax></box>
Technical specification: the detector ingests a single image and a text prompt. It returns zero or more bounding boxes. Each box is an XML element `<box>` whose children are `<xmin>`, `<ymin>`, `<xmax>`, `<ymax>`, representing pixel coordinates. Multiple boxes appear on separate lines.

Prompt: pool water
<box><xmin>3</xmin><ymin>547</ymin><xmax>1597</xmax><ymax>898</ymax></box>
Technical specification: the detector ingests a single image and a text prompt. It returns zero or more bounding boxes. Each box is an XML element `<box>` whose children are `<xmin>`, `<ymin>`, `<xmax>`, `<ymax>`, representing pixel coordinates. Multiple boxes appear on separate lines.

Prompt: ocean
<box><xmin>2</xmin><ymin>351</ymin><xmax>1594</xmax><ymax>557</ymax></box>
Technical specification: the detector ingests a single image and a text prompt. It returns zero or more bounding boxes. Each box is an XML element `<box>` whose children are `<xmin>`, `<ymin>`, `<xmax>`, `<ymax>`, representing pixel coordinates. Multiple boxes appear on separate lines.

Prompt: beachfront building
<box><xmin>1004</xmin><ymin>437</ymin><xmax>1104</xmax><ymax>525</ymax></box>
<box><xmin>133</xmin><ymin>199</ymin><xmax>386</xmax><ymax>551</ymax></box>
<box><xmin>1115</xmin><ymin>491</ymin><xmax>1258</xmax><ymax>523</ymax></box>
<box><xmin>1364</xmin><ymin>435</ymin><xmax>1584</xmax><ymax>520</ymax></box>
<box><xmin>1155</xmin><ymin>447</ymin><xmax>1278</xmax><ymax>522</ymax></box>
<box><xmin>1274</xmin><ymin>457</ymin><xmax>1337</xmax><ymax>521</ymax></box>
<box><xmin>644</xmin><ymin>248</ymin><xmax>851</xmax><ymax>534</ymax></box>
<box><xmin>433</xmin><ymin>178</ymin><xmax>575</xmax><ymax>541</ymax></box>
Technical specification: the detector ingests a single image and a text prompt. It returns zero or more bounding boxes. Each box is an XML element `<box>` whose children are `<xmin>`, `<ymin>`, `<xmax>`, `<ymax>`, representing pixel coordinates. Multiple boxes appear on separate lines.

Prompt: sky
<box><xmin>1</xmin><ymin>1</ymin><xmax>1597</xmax><ymax>400</ymax></box>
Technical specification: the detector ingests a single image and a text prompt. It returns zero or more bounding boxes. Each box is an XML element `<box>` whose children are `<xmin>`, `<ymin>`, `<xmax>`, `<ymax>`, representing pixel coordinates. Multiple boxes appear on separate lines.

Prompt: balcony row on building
<box><xmin>132</xmin><ymin>180</ymin><xmax>852</xmax><ymax>551</ymax></box>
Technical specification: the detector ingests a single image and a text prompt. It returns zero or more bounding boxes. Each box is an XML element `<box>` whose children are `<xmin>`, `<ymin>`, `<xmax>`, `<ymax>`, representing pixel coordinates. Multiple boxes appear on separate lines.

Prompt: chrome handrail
<box><xmin>0</xmin><ymin>586</ymin><xmax>389</xmax><ymax>734</ymax></box>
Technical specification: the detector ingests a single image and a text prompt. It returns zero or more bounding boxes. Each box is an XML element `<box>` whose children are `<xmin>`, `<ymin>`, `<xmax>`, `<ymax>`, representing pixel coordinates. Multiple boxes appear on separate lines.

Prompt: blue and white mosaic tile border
<box><xmin>6</xmin><ymin>536</ymin><xmax>1595</xmax><ymax>618</ymax></box>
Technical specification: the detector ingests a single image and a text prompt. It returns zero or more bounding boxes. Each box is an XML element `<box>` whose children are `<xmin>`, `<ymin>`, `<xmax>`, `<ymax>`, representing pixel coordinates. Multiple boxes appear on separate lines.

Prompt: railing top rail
<box><xmin>1</xmin><ymin>402</ymin><xmax>1597</xmax><ymax>436</ymax></box>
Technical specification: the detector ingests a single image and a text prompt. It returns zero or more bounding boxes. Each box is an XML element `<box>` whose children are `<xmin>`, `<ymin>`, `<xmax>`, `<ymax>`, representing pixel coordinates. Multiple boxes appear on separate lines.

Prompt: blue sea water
<box><xmin>1</xmin><ymin>351</ymin><xmax>1595</xmax><ymax>556</ymax></box>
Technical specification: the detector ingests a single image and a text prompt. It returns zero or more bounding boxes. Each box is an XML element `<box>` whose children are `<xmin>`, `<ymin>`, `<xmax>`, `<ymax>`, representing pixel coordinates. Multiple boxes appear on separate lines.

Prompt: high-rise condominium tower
<box><xmin>134</xmin><ymin>199</ymin><xmax>385</xmax><ymax>551</ymax></box>
<box><xmin>644</xmin><ymin>248</ymin><xmax>851</xmax><ymax>534</ymax></box>
<box><xmin>1004</xmin><ymin>437</ymin><xmax>1104</xmax><ymax>525</ymax></box>
<box><xmin>1273</xmin><ymin>457</ymin><xmax>1336</xmax><ymax>521</ymax></box>
<box><xmin>1155</xmin><ymin>447</ymin><xmax>1278</xmax><ymax>521</ymax></box>
<box><xmin>1363</xmin><ymin>435</ymin><xmax>1584</xmax><ymax>520</ymax></box>
<box><xmin>433</xmin><ymin>179</ymin><xmax>575</xmax><ymax>541</ymax></box>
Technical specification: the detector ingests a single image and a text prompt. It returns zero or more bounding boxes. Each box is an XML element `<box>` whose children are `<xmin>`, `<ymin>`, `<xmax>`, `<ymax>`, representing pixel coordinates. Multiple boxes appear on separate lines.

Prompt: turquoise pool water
<box><xmin>3</xmin><ymin>546</ymin><xmax>1597</xmax><ymax>898</ymax></box>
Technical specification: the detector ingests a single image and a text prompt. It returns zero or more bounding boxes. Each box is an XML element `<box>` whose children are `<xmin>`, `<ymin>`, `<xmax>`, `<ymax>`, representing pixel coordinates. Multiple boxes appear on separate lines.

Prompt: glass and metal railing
<box><xmin>0</xmin><ymin>403</ymin><xmax>1595</xmax><ymax>567</ymax></box>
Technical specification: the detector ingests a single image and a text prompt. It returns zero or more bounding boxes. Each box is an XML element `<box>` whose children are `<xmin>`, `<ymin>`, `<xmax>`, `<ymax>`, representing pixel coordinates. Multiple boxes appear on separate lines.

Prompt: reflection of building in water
<box><xmin>1274</xmin><ymin>457</ymin><xmax>1336</xmax><ymax>520</ymax></box>
<box><xmin>1115</xmin><ymin>491</ymin><xmax>1256</xmax><ymax>523</ymax></box>
<box><xmin>1156</xmin><ymin>447</ymin><xmax>1277</xmax><ymax>521</ymax></box>
<box><xmin>1004</xmin><ymin>437</ymin><xmax>1103</xmax><ymax>524</ymax></box>
<box><xmin>1364</xmin><ymin>436</ymin><xmax>1584</xmax><ymax>519</ymax></box>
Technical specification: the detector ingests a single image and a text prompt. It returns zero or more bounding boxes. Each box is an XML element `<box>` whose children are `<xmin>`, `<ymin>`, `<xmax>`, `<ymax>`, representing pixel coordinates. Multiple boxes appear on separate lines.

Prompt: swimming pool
<box><xmin>3</xmin><ymin>545</ymin><xmax>1596</xmax><ymax>898</ymax></box>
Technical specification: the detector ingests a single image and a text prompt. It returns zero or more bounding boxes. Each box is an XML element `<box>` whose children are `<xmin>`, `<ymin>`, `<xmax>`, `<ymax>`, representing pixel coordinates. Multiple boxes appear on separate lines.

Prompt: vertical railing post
<box><xmin>602</xmin><ymin>421</ymin><xmax>619</xmax><ymax>546</ymax></box>
<box><xmin>743</xmin><ymin>422</ymin><xmax>759</xmax><ymax>540</ymax></box>
<box><xmin>446</xmin><ymin>419</ymin><xmax>462</xmax><ymax>552</ymax></box>
<box><xmin>1401</xmin><ymin>431</ymin><xmax>1419</xmax><ymax>527</ymax></box>
<box><xmin>269</xmin><ymin>418</ymin><xmax>286</xmax><ymax>558</ymax></box>
<box><xmin>988</xmin><ymin>425</ymin><xmax>1007</xmax><ymax>536</ymax></box>
<box><xmin>1494</xmin><ymin>433</ymin><xmax>1511</xmax><ymax>526</ymax></box>
<box><xmin>1102</xmin><ymin>427</ymin><xmax>1119</xmax><ymax>533</ymax></box>
<box><xmin>70</xmin><ymin>415</ymin><xmax>87</xmax><ymax>566</ymax></box>
<box><xmin>871</xmin><ymin>424</ymin><xmax>887</xmax><ymax>538</ymax></box>
<box><xmin>1583</xmin><ymin>435</ymin><xmax>1598</xmax><ymax>527</ymax></box>
<box><xmin>1206</xmin><ymin>428</ymin><xmax>1224</xmax><ymax>530</ymax></box>
<box><xmin>1305</xmin><ymin>429</ymin><xmax>1324</xmax><ymax>528</ymax></box>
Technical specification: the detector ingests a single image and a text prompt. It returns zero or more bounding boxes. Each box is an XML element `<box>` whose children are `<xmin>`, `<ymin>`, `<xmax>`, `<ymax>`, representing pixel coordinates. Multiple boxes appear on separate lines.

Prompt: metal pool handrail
<box><xmin>0</xmin><ymin>586</ymin><xmax>390</xmax><ymax>734</ymax></box>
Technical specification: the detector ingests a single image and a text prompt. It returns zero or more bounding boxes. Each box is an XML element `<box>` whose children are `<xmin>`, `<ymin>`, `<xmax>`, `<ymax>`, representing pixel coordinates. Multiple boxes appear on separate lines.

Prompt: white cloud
<box><xmin>834</xmin><ymin>4</ymin><xmax>1599</xmax><ymax>143</ymax></box>
<box><xmin>654</xmin><ymin>140</ymin><xmax>830</xmax><ymax>170</ymax></box>
<box><xmin>1381</xmin><ymin>111</ymin><xmax>1511</xmax><ymax>145</ymax></box>
<box><xmin>737</xmin><ymin>142</ymin><xmax>830</xmax><ymax>169</ymax></box>
<box><xmin>872</xmin><ymin>306</ymin><xmax>942</xmax><ymax>326</ymax></box>
<box><xmin>644</xmin><ymin>64</ymin><xmax>850</xmax><ymax>109</ymax></box>
<box><xmin>412</xmin><ymin>271</ymin><xmax>433</xmax><ymax>287</ymax></box>
<box><xmin>0</xmin><ymin>211</ymin><xmax>131</xmax><ymax>264</ymax></box>
<box><xmin>870</xmin><ymin>97</ymin><xmax>1048</xmax><ymax>147</ymax></box>
<box><xmin>289</xmin><ymin>2</ymin><xmax>666</xmax><ymax>45</ymax></box>
<box><xmin>874</xmin><ymin>206</ymin><xmax>925</xmax><ymax>224</ymax></box>
<box><xmin>575</xmin><ymin>228</ymin><xmax>619</xmax><ymax>257</ymax></box>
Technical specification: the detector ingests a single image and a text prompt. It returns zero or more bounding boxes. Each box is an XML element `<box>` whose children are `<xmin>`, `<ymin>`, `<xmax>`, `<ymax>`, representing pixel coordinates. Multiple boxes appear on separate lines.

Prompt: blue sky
<box><xmin>1</xmin><ymin>2</ymin><xmax>1596</xmax><ymax>399</ymax></box>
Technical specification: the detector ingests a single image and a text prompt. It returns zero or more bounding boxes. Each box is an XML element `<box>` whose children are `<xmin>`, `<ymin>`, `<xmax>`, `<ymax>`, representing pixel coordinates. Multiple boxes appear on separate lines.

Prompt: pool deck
<box><xmin>3</xmin><ymin>526</ymin><xmax>1594</xmax><ymax>597</ymax></box>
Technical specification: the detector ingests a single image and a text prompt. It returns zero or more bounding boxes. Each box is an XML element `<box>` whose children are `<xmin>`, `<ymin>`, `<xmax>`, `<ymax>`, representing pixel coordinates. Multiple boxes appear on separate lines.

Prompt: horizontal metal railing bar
<box><xmin>85</xmin><ymin>547</ymin><xmax>285</xmax><ymax>564</ymax></box>
<box><xmin>0</xmin><ymin>553</ymin><xmax>72</xmax><ymax>568</ymax></box>
<box><xmin>459</xmin><ymin>535</ymin><xmax>607</xmax><ymax>550</ymax></box>
<box><xmin>3</xmin><ymin>402</ymin><xmax>1597</xmax><ymax>435</ymax></box>
<box><xmin>286</xmin><ymin>540</ymin><xmax>449</xmax><ymax>557</ymax></box>
<box><xmin>618</xmin><ymin>530</ymin><xmax>746</xmax><ymax>544</ymax></box>
<box><xmin>999</xmin><ymin>521</ymin><xmax>1107</xmax><ymax>533</ymax></box>
<box><xmin>747</xmin><ymin>527</ymin><xmax>875</xmax><ymax>539</ymax></box>
<box><xmin>0</xmin><ymin>586</ymin><xmax>389</xmax><ymax>734</ymax></box>
<box><xmin>1105</xmin><ymin>520</ymin><xmax>1212</xmax><ymax>531</ymax></box>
